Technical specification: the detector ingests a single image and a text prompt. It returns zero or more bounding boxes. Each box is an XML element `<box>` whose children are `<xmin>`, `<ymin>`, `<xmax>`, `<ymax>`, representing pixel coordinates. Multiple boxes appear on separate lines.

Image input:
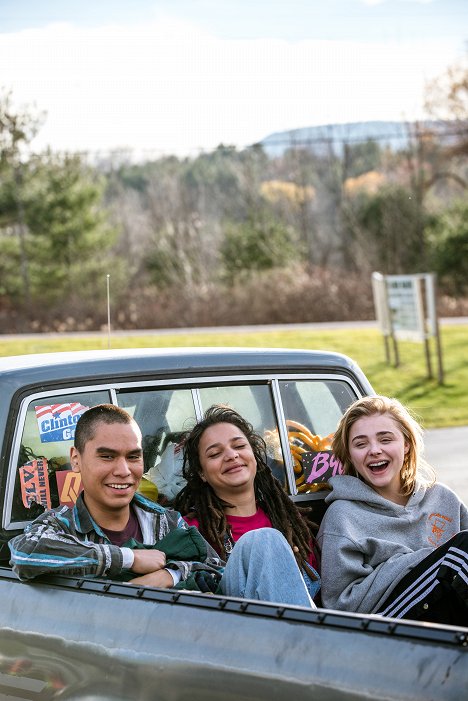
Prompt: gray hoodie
<box><xmin>317</xmin><ymin>476</ymin><xmax>468</xmax><ymax>614</ymax></box>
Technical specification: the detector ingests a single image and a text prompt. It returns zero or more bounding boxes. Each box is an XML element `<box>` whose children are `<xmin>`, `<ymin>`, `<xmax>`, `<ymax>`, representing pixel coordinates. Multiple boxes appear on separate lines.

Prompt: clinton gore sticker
<box><xmin>35</xmin><ymin>403</ymin><xmax>89</xmax><ymax>443</ymax></box>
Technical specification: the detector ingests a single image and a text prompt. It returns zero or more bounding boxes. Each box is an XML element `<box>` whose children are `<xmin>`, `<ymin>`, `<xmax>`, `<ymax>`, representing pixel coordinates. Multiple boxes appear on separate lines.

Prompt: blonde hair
<box><xmin>332</xmin><ymin>396</ymin><xmax>436</xmax><ymax>496</ymax></box>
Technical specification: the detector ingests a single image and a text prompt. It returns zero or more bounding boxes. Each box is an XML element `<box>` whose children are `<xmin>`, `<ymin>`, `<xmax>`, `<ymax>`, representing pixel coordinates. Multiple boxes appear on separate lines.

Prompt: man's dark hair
<box><xmin>74</xmin><ymin>404</ymin><xmax>135</xmax><ymax>453</ymax></box>
<box><xmin>174</xmin><ymin>405</ymin><xmax>317</xmax><ymax>568</ymax></box>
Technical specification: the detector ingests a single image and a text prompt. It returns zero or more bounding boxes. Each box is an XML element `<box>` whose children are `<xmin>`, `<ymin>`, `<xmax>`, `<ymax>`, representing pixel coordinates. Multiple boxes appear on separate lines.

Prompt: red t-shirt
<box><xmin>184</xmin><ymin>507</ymin><xmax>318</xmax><ymax>571</ymax></box>
<box><xmin>184</xmin><ymin>507</ymin><xmax>272</xmax><ymax>542</ymax></box>
<box><xmin>100</xmin><ymin>507</ymin><xmax>142</xmax><ymax>546</ymax></box>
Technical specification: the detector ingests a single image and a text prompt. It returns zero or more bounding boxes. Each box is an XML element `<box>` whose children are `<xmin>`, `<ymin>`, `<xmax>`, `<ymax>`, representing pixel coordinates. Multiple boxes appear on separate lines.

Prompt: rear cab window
<box><xmin>279</xmin><ymin>380</ymin><xmax>357</xmax><ymax>495</ymax></box>
<box><xmin>5</xmin><ymin>371</ymin><xmax>363</xmax><ymax>532</ymax></box>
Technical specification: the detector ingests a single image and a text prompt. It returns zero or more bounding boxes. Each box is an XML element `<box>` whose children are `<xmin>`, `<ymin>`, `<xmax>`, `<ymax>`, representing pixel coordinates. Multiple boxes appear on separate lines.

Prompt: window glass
<box><xmin>279</xmin><ymin>380</ymin><xmax>357</xmax><ymax>494</ymax></box>
<box><xmin>199</xmin><ymin>384</ymin><xmax>287</xmax><ymax>489</ymax></box>
<box><xmin>117</xmin><ymin>388</ymin><xmax>196</xmax><ymax>505</ymax></box>
<box><xmin>12</xmin><ymin>390</ymin><xmax>110</xmax><ymax>523</ymax></box>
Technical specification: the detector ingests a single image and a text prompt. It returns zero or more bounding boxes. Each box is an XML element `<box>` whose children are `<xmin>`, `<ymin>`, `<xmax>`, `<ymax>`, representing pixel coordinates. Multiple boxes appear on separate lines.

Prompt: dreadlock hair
<box><xmin>173</xmin><ymin>405</ymin><xmax>317</xmax><ymax>568</ymax></box>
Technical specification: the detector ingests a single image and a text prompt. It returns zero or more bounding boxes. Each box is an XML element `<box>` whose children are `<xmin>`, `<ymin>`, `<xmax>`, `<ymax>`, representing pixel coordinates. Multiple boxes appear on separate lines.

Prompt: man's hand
<box><xmin>129</xmin><ymin>569</ymin><xmax>174</xmax><ymax>588</ymax></box>
<box><xmin>131</xmin><ymin>549</ymin><xmax>166</xmax><ymax>574</ymax></box>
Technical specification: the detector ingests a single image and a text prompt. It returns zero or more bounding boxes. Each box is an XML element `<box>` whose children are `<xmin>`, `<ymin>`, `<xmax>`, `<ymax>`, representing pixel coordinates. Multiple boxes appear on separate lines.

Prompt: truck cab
<box><xmin>0</xmin><ymin>348</ymin><xmax>465</xmax><ymax>701</ymax></box>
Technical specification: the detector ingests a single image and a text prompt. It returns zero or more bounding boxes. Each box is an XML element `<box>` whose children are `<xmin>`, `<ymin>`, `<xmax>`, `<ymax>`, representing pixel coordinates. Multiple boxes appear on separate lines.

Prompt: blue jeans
<box><xmin>219</xmin><ymin>528</ymin><xmax>316</xmax><ymax>608</ymax></box>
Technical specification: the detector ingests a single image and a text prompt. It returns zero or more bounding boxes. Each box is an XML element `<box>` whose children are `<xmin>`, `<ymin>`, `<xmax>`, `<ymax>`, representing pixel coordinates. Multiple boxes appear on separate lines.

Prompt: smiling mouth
<box><xmin>107</xmin><ymin>483</ymin><xmax>133</xmax><ymax>490</ymax></box>
<box><xmin>223</xmin><ymin>465</ymin><xmax>245</xmax><ymax>474</ymax></box>
<box><xmin>368</xmin><ymin>461</ymin><xmax>388</xmax><ymax>473</ymax></box>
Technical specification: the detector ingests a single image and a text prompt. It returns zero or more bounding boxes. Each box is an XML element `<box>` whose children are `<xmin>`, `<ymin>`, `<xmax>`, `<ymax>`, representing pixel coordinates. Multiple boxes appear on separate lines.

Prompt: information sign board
<box><xmin>371</xmin><ymin>272</ymin><xmax>443</xmax><ymax>382</ymax></box>
<box><xmin>386</xmin><ymin>275</ymin><xmax>425</xmax><ymax>341</ymax></box>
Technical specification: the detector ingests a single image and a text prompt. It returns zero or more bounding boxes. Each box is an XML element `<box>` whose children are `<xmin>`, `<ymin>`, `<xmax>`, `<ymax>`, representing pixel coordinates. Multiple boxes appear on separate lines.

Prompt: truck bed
<box><xmin>0</xmin><ymin>566</ymin><xmax>466</xmax><ymax>701</ymax></box>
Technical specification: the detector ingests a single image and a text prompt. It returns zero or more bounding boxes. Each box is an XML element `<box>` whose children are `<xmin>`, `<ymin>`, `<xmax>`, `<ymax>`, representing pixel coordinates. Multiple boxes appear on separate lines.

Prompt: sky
<box><xmin>1</xmin><ymin>0</ymin><xmax>467</xmax><ymax>157</ymax></box>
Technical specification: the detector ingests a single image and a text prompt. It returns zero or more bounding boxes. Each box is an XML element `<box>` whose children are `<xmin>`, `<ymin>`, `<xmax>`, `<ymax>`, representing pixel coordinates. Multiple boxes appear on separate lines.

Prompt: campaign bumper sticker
<box><xmin>35</xmin><ymin>403</ymin><xmax>89</xmax><ymax>443</ymax></box>
<box><xmin>19</xmin><ymin>459</ymin><xmax>51</xmax><ymax>510</ymax></box>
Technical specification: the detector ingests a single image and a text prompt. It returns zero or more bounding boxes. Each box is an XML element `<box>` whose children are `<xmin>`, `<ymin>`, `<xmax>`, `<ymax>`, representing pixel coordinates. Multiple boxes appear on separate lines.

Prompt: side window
<box><xmin>12</xmin><ymin>390</ymin><xmax>110</xmax><ymax>523</ymax></box>
<box><xmin>117</xmin><ymin>388</ymin><xmax>197</xmax><ymax>504</ymax></box>
<box><xmin>119</xmin><ymin>384</ymin><xmax>289</xmax><ymax>501</ymax></box>
<box><xmin>199</xmin><ymin>384</ymin><xmax>288</xmax><ymax>490</ymax></box>
<box><xmin>279</xmin><ymin>380</ymin><xmax>357</xmax><ymax>494</ymax></box>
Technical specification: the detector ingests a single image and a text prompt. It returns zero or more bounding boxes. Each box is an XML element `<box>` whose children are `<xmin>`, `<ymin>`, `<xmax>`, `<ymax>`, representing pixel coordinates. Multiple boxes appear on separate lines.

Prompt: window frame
<box><xmin>4</xmin><ymin>371</ymin><xmax>364</xmax><ymax>530</ymax></box>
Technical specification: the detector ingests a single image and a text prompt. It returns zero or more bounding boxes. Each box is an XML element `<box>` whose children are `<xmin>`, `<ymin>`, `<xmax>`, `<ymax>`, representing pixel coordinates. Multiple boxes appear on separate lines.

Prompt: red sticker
<box><xmin>55</xmin><ymin>470</ymin><xmax>83</xmax><ymax>507</ymax></box>
<box><xmin>19</xmin><ymin>459</ymin><xmax>51</xmax><ymax>510</ymax></box>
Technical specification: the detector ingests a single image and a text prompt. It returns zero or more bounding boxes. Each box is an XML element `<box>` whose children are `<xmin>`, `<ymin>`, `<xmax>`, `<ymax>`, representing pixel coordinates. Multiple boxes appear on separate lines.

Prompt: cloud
<box><xmin>0</xmin><ymin>18</ymin><xmax>460</xmax><ymax>156</ymax></box>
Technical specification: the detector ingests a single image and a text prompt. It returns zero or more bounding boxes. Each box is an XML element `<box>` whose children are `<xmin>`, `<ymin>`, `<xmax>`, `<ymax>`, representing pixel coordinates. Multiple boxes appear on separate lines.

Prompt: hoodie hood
<box><xmin>325</xmin><ymin>475</ymin><xmax>428</xmax><ymax>512</ymax></box>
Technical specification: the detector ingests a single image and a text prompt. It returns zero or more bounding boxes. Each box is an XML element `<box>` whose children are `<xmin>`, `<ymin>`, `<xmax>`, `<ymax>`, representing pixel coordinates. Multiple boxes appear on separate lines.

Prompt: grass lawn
<box><xmin>1</xmin><ymin>324</ymin><xmax>467</xmax><ymax>429</ymax></box>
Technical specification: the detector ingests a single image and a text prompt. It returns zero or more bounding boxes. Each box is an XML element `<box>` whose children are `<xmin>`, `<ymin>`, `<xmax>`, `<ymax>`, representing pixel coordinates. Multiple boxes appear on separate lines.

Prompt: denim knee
<box><xmin>235</xmin><ymin>527</ymin><xmax>290</xmax><ymax>555</ymax></box>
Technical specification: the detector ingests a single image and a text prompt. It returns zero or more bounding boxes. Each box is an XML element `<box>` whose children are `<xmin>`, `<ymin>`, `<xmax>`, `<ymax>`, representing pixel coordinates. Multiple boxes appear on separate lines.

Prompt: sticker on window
<box><xmin>56</xmin><ymin>470</ymin><xmax>83</xmax><ymax>507</ymax></box>
<box><xmin>19</xmin><ymin>459</ymin><xmax>51</xmax><ymax>510</ymax></box>
<box><xmin>35</xmin><ymin>403</ymin><xmax>89</xmax><ymax>443</ymax></box>
<box><xmin>302</xmin><ymin>451</ymin><xmax>343</xmax><ymax>483</ymax></box>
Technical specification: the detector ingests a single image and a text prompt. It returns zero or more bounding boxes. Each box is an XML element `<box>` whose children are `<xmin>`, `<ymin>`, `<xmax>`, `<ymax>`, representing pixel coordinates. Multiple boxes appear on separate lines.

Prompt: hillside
<box><xmin>259</xmin><ymin>120</ymin><xmax>438</xmax><ymax>157</ymax></box>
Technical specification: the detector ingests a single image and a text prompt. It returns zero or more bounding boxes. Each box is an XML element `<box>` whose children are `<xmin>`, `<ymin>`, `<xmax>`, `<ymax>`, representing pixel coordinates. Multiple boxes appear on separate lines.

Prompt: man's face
<box><xmin>70</xmin><ymin>420</ymin><xmax>144</xmax><ymax>519</ymax></box>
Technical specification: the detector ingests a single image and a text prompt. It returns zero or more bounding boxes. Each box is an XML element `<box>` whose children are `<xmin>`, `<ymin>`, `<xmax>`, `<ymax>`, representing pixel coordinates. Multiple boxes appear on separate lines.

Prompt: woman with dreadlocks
<box><xmin>174</xmin><ymin>405</ymin><xmax>320</xmax><ymax>603</ymax></box>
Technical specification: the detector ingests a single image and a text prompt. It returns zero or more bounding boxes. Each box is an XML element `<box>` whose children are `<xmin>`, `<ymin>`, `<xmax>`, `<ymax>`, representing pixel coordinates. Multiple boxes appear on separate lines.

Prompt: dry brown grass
<box><xmin>1</xmin><ymin>265</ymin><xmax>467</xmax><ymax>333</ymax></box>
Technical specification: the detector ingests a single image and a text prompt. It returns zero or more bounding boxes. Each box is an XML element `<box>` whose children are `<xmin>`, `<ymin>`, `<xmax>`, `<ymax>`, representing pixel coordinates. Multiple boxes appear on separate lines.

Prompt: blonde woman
<box><xmin>317</xmin><ymin>395</ymin><xmax>468</xmax><ymax>625</ymax></box>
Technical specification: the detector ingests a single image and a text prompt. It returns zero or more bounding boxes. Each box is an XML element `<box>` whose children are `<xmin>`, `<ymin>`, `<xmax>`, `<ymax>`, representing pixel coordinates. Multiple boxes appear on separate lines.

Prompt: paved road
<box><xmin>1</xmin><ymin>315</ymin><xmax>467</xmax><ymax>340</ymax></box>
<box><xmin>424</xmin><ymin>425</ymin><xmax>468</xmax><ymax>505</ymax></box>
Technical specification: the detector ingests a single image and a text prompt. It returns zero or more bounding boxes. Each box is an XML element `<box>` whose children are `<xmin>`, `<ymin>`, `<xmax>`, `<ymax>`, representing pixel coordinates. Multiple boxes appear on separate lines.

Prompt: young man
<box><xmin>9</xmin><ymin>404</ymin><xmax>223</xmax><ymax>588</ymax></box>
<box><xmin>10</xmin><ymin>404</ymin><xmax>314</xmax><ymax>607</ymax></box>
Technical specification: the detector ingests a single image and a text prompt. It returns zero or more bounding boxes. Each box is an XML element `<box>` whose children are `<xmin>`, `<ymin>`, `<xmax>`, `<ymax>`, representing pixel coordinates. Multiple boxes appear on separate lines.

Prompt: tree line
<box><xmin>1</xmin><ymin>58</ymin><xmax>467</xmax><ymax>333</ymax></box>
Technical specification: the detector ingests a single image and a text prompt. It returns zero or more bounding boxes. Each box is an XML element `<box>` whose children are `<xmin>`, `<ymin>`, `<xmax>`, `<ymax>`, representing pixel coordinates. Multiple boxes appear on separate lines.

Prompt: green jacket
<box><xmin>120</xmin><ymin>525</ymin><xmax>224</xmax><ymax>593</ymax></box>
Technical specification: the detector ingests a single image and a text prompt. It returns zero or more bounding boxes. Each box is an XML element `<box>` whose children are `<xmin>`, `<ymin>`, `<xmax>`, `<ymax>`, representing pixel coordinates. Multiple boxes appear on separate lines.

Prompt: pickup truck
<box><xmin>0</xmin><ymin>347</ymin><xmax>466</xmax><ymax>701</ymax></box>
